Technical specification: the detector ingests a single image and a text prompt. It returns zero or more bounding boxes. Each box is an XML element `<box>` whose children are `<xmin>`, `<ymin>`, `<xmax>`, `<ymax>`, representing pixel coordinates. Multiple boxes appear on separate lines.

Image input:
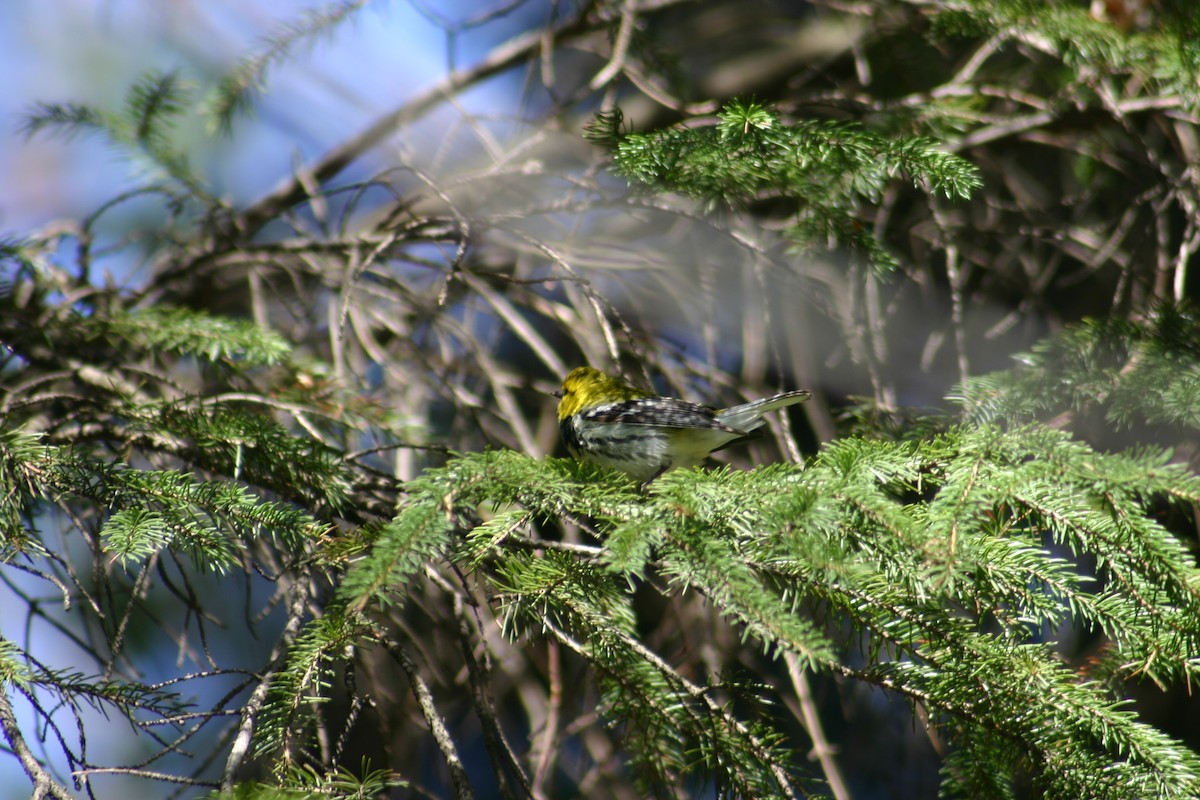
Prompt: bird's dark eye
<box><xmin>552</xmin><ymin>389</ymin><xmax>564</xmax><ymax>398</ymax></box>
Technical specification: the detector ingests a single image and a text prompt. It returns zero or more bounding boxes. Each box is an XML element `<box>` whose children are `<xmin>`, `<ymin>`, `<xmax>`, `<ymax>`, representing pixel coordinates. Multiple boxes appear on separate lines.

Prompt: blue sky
<box><xmin>0</xmin><ymin>0</ymin><xmax>534</xmax><ymax>236</ymax></box>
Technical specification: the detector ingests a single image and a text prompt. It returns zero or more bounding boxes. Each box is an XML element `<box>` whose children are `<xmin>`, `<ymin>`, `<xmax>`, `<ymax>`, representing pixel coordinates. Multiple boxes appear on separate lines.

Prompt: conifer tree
<box><xmin>2</xmin><ymin>1</ymin><xmax>1200</xmax><ymax>798</ymax></box>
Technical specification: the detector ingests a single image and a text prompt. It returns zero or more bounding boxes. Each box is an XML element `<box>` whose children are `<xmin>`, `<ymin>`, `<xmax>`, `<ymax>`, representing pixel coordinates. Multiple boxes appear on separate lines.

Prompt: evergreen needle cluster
<box><xmin>326</xmin><ymin>431</ymin><xmax>1200</xmax><ymax>797</ymax></box>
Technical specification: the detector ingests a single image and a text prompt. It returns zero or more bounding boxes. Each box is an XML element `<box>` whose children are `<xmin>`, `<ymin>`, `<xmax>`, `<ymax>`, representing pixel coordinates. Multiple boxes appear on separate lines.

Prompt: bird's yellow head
<box><xmin>555</xmin><ymin>366</ymin><xmax>651</xmax><ymax>420</ymax></box>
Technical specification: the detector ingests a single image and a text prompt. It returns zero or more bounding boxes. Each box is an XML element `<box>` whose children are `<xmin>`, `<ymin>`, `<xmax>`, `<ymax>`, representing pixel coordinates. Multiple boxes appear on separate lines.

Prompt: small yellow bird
<box><xmin>554</xmin><ymin>366</ymin><xmax>811</xmax><ymax>485</ymax></box>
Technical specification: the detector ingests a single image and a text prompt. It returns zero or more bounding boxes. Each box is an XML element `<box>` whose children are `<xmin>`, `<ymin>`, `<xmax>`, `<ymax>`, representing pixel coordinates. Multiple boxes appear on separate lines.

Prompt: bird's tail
<box><xmin>716</xmin><ymin>389</ymin><xmax>811</xmax><ymax>431</ymax></box>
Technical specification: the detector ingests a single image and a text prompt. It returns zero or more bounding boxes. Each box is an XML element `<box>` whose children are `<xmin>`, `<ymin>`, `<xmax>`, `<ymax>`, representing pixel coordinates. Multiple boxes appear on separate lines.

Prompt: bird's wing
<box><xmin>581</xmin><ymin>399</ymin><xmax>744</xmax><ymax>433</ymax></box>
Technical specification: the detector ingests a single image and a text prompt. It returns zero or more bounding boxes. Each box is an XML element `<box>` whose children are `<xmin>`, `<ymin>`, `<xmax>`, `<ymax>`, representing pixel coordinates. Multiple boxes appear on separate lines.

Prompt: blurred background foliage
<box><xmin>3</xmin><ymin>0</ymin><xmax>1200</xmax><ymax>797</ymax></box>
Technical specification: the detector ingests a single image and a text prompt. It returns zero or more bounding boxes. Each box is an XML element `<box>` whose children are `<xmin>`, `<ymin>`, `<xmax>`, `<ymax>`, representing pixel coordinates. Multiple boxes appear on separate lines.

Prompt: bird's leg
<box><xmin>638</xmin><ymin>464</ymin><xmax>669</xmax><ymax>493</ymax></box>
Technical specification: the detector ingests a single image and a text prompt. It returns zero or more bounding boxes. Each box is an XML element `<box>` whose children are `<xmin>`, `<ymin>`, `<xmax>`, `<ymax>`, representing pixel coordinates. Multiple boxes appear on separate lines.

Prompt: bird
<box><xmin>553</xmin><ymin>366</ymin><xmax>811</xmax><ymax>487</ymax></box>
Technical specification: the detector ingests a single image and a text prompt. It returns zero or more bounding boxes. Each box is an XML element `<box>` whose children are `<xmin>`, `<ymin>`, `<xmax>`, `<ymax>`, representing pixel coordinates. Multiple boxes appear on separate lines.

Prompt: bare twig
<box><xmin>589</xmin><ymin>0</ymin><xmax>638</xmax><ymax>90</ymax></box>
<box><xmin>785</xmin><ymin>653</ymin><xmax>849</xmax><ymax>800</ymax></box>
<box><xmin>233</xmin><ymin>3</ymin><xmax>602</xmax><ymax>238</ymax></box>
<box><xmin>221</xmin><ymin>582</ymin><xmax>309</xmax><ymax>789</ymax></box>
<box><xmin>384</xmin><ymin>637</ymin><xmax>475</xmax><ymax>800</ymax></box>
<box><xmin>0</xmin><ymin>689</ymin><xmax>75</xmax><ymax>800</ymax></box>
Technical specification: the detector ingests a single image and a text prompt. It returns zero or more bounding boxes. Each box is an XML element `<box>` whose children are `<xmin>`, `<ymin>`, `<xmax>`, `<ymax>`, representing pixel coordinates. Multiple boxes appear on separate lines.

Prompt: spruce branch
<box><xmin>592</xmin><ymin>99</ymin><xmax>981</xmax><ymax>271</ymax></box>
